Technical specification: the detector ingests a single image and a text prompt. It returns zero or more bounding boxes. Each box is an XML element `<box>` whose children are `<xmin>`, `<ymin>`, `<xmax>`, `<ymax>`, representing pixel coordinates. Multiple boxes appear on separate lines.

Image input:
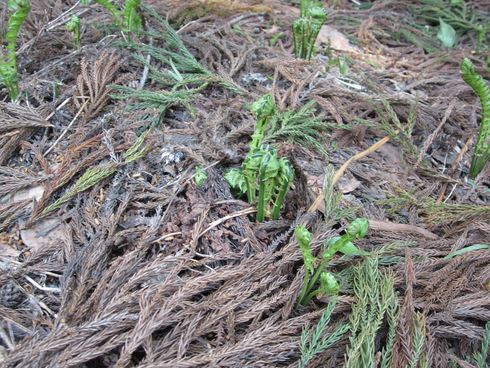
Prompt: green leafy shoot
<box><xmin>65</xmin><ymin>15</ymin><xmax>81</xmax><ymax>48</ymax></box>
<box><xmin>250</xmin><ymin>93</ymin><xmax>276</xmax><ymax>150</ymax></box>
<box><xmin>471</xmin><ymin>321</ymin><xmax>490</xmax><ymax>368</ymax></box>
<box><xmin>295</xmin><ymin>226</ymin><xmax>315</xmax><ymax>276</ymax></box>
<box><xmin>298</xmin><ymin>297</ymin><xmax>349</xmax><ymax>368</ymax></box>
<box><xmin>293</xmin><ymin>0</ymin><xmax>327</xmax><ymax>60</ymax></box>
<box><xmin>82</xmin><ymin>0</ymin><xmax>142</xmax><ymax>34</ymax></box>
<box><xmin>460</xmin><ymin>58</ymin><xmax>490</xmax><ymax>178</ymax></box>
<box><xmin>240</xmin><ymin>144</ymin><xmax>294</xmax><ymax>222</ymax></box>
<box><xmin>224</xmin><ymin>168</ymin><xmax>247</xmax><ymax>195</ymax></box>
<box><xmin>193</xmin><ymin>165</ymin><xmax>208</xmax><ymax>187</ymax></box>
<box><xmin>345</xmin><ymin>257</ymin><xmax>398</xmax><ymax>368</ymax></box>
<box><xmin>0</xmin><ymin>0</ymin><xmax>31</xmax><ymax>101</ymax></box>
<box><xmin>263</xmin><ymin>100</ymin><xmax>328</xmax><ymax>156</ymax></box>
<box><xmin>225</xmin><ymin>95</ymin><xmax>294</xmax><ymax>222</ymax></box>
<box><xmin>437</xmin><ymin>17</ymin><xmax>457</xmax><ymax>47</ymax></box>
<box><xmin>296</xmin><ymin>218</ymin><xmax>369</xmax><ymax>306</ymax></box>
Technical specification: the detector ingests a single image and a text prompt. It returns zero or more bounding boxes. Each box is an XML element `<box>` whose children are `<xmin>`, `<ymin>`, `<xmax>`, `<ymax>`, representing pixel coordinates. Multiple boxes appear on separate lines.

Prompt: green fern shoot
<box><xmin>460</xmin><ymin>58</ymin><xmax>490</xmax><ymax>178</ymax></box>
<box><xmin>0</xmin><ymin>0</ymin><xmax>30</xmax><ymax>101</ymax></box>
<box><xmin>65</xmin><ymin>15</ymin><xmax>81</xmax><ymax>48</ymax></box>
<box><xmin>82</xmin><ymin>0</ymin><xmax>142</xmax><ymax>34</ymax></box>
<box><xmin>293</xmin><ymin>0</ymin><xmax>327</xmax><ymax>60</ymax></box>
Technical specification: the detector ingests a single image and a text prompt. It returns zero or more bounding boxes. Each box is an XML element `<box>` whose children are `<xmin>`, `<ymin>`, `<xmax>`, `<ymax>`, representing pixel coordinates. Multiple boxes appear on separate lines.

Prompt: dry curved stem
<box><xmin>308</xmin><ymin>134</ymin><xmax>392</xmax><ymax>212</ymax></box>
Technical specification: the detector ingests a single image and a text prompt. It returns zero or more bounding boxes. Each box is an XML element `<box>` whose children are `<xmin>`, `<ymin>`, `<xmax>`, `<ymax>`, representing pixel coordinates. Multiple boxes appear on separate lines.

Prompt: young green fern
<box><xmin>82</xmin><ymin>0</ymin><xmax>142</xmax><ymax>34</ymax></box>
<box><xmin>66</xmin><ymin>15</ymin><xmax>81</xmax><ymax>48</ymax></box>
<box><xmin>225</xmin><ymin>95</ymin><xmax>294</xmax><ymax>222</ymax></box>
<box><xmin>460</xmin><ymin>58</ymin><xmax>490</xmax><ymax>178</ymax></box>
<box><xmin>293</xmin><ymin>0</ymin><xmax>327</xmax><ymax>60</ymax></box>
<box><xmin>295</xmin><ymin>219</ymin><xmax>369</xmax><ymax>306</ymax></box>
<box><xmin>0</xmin><ymin>0</ymin><xmax>30</xmax><ymax>101</ymax></box>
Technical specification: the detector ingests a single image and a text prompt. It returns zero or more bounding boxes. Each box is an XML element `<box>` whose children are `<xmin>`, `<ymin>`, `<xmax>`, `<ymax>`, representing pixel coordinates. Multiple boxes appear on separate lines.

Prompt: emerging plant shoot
<box><xmin>0</xmin><ymin>0</ymin><xmax>31</xmax><ymax>101</ymax></box>
<box><xmin>225</xmin><ymin>94</ymin><xmax>294</xmax><ymax>222</ymax></box>
<box><xmin>295</xmin><ymin>218</ymin><xmax>369</xmax><ymax>306</ymax></box>
<box><xmin>460</xmin><ymin>58</ymin><xmax>490</xmax><ymax>178</ymax></box>
<box><xmin>293</xmin><ymin>0</ymin><xmax>327</xmax><ymax>60</ymax></box>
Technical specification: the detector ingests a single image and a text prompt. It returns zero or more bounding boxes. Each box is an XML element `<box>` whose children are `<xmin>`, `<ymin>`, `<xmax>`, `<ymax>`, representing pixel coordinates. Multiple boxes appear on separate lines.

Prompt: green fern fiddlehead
<box><xmin>460</xmin><ymin>58</ymin><xmax>490</xmax><ymax>178</ymax></box>
<box><xmin>1</xmin><ymin>0</ymin><xmax>30</xmax><ymax>101</ymax></box>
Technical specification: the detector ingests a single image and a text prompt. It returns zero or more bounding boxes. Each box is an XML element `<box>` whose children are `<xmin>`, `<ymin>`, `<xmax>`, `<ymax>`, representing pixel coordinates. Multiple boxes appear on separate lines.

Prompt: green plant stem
<box><xmin>271</xmin><ymin>181</ymin><xmax>288</xmax><ymax>220</ymax></box>
<box><xmin>460</xmin><ymin>58</ymin><xmax>490</xmax><ymax>178</ymax></box>
<box><xmin>298</xmin><ymin>257</ymin><xmax>328</xmax><ymax>305</ymax></box>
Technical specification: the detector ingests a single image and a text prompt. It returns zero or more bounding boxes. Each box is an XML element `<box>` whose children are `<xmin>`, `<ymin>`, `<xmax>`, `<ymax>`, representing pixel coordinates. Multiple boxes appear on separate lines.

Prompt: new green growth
<box><xmin>225</xmin><ymin>94</ymin><xmax>294</xmax><ymax>222</ymax></box>
<box><xmin>460</xmin><ymin>58</ymin><xmax>490</xmax><ymax>178</ymax></box>
<box><xmin>82</xmin><ymin>0</ymin><xmax>142</xmax><ymax>34</ymax></box>
<box><xmin>296</xmin><ymin>218</ymin><xmax>369</xmax><ymax>306</ymax></box>
<box><xmin>0</xmin><ymin>0</ymin><xmax>30</xmax><ymax>101</ymax></box>
<box><xmin>293</xmin><ymin>0</ymin><xmax>327</xmax><ymax>60</ymax></box>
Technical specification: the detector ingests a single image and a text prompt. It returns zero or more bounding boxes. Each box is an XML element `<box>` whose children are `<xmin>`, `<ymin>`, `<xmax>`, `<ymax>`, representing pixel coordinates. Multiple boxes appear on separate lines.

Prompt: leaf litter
<box><xmin>0</xmin><ymin>1</ymin><xmax>489</xmax><ymax>367</ymax></box>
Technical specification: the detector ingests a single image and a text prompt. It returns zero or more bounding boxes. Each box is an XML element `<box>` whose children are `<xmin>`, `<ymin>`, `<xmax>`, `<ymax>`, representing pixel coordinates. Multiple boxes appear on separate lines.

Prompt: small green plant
<box><xmin>193</xmin><ymin>165</ymin><xmax>208</xmax><ymax>187</ymax></box>
<box><xmin>412</xmin><ymin>0</ymin><xmax>490</xmax><ymax>51</ymax></box>
<box><xmin>298</xmin><ymin>297</ymin><xmax>350</xmax><ymax>368</ymax></box>
<box><xmin>113</xmin><ymin>6</ymin><xmax>242</xmax><ymax>120</ymax></box>
<box><xmin>65</xmin><ymin>15</ymin><xmax>81</xmax><ymax>48</ymax></box>
<box><xmin>471</xmin><ymin>321</ymin><xmax>490</xmax><ymax>368</ymax></box>
<box><xmin>295</xmin><ymin>218</ymin><xmax>369</xmax><ymax>306</ymax></box>
<box><xmin>0</xmin><ymin>0</ymin><xmax>31</xmax><ymax>101</ymax></box>
<box><xmin>263</xmin><ymin>100</ymin><xmax>328</xmax><ymax>155</ymax></box>
<box><xmin>293</xmin><ymin>0</ymin><xmax>327</xmax><ymax>60</ymax></box>
<box><xmin>460</xmin><ymin>58</ymin><xmax>490</xmax><ymax>178</ymax></box>
<box><xmin>344</xmin><ymin>257</ymin><xmax>398</xmax><ymax>368</ymax></box>
<box><xmin>225</xmin><ymin>94</ymin><xmax>294</xmax><ymax>222</ymax></box>
<box><xmin>82</xmin><ymin>0</ymin><xmax>142</xmax><ymax>34</ymax></box>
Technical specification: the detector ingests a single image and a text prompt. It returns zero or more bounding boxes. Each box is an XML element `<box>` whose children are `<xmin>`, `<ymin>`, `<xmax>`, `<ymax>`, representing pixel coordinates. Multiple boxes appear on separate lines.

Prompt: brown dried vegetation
<box><xmin>0</xmin><ymin>1</ymin><xmax>489</xmax><ymax>367</ymax></box>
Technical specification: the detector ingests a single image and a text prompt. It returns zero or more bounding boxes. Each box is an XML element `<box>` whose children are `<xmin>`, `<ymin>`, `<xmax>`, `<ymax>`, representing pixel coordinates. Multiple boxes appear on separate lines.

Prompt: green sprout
<box><xmin>460</xmin><ymin>58</ymin><xmax>490</xmax><ymax>178</ymax></box>
<box><xmin>293</xmin><ymin>0</ymin><xmax>327</xmax><ymax>60</ymax></box>
<box><xmin>0</xmin><ymin>0</ymin><xmax>30</xmax><ymax>101</ymax></box>
<box><xmin>66</xmin><ymin>15</ymin><xmax>81</xmax><ymax>48</ymax></box>
<box><xmin>295</xmin><ymin>218</ymin><xmax>369</xmax><ymax>306</ymax></box>
<box><xmin>82</xmin><ymin>0</ymin><xmax>142</xmax><ymax>34</ymax></box>
<box><xmin>225</xmin><ymin>94</ymin><xmax>294</xmax><ymax>222</ymax></box>
<box><xmin>193</xmin><ymin>165</ymin><xmax>208</xmax><ymax>187</ymax></box>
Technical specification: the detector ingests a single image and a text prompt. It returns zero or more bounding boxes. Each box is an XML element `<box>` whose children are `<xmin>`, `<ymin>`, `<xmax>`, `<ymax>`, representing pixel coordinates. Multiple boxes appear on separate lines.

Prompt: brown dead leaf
<box><xmin>337</xmin><ymin>175</ymin><xmax>361</xmax><ymax>194</ymax></box>
<box><xmin>12</xmin><ymin>185</ymin><xmax>45</xmax><ymax>203</ymax></box>
<box><xmin>316</xmin><ymin>25</ymin><xmax>361</xmax><ymax>53</ymax></box>
<box><xmin>20</xmin><ymin>218</ymin><xmax>65</xmax><ymax>251</ymax></box>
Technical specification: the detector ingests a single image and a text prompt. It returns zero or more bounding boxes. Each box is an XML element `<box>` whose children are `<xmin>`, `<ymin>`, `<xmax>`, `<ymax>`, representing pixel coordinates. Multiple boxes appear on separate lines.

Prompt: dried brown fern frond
<box><xmin>0</xmin><ymin>102</ymin><xmax>52</xmax><ymax>165</ymax></box>
<box><xmin>0</xmin><ymin>102</ymin><xmax>52</xmax><ymax>132</ymax></box>
<box><xmin>0</xmin><ymin>166</ymin><xmax>47</xmax><ymax>196</ymax></box>
<box><xmin>74</xmin><ymin>51</ymin><xmax>122</xmax><ymax>121</ymax></box>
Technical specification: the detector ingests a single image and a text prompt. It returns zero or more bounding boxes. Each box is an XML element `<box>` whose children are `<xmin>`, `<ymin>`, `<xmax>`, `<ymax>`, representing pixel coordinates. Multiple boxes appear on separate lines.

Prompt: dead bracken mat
<box><xmin>0</xmin><ymin>1</ymin><xmax>489</xmax><ymax>367</ymax></box>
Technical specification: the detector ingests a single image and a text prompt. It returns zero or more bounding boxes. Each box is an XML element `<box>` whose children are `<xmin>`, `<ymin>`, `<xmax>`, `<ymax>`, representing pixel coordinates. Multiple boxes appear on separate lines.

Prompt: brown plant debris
<box><xmin>0</xmin><ymin>1</ymin><xmax>489</xmax><ymax>367</ymax></box>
